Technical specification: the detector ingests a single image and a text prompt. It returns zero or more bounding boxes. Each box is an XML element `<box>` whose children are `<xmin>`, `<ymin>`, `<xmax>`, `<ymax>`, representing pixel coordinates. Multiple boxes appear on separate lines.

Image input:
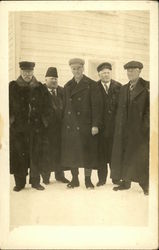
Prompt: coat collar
<box><xmin>43</xmin><ymin>84</ymin><xmax>63</xmax><ymax>96</ymax></box>
<box><xmin>70</xmin><ymin>75</ymin><xmax>90</xmax><ymax>96</ymax></box>
<box><xmin>16</xmin><ymin>75</ymin><xmax>39</xmax><ymax>88</ymax></box>
<box><xmin>128</xmin><ymin>77</ymin><xmax>146</xmax><ymax>100</ymax></box>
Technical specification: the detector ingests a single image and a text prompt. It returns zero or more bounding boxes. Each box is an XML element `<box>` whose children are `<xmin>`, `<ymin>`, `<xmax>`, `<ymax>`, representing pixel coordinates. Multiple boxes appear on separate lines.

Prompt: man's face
<box><xmin>98</xmin><ymin>68</ymin><xmax>112</xmax><ymax>83</ymax></box>
<box><xmin>45</xmin><ymin>77</ymin><xmax>58</xmax><ymax>89</ymax></box>
<box><xmin>70</xmin><ymin>64</ymin><xmax>84</xmax><ymax>79</ymax></box>
<box><xmin>127</xmin><ymin>68</ymin><xmax>141</xmax><ymax>82</ymax></box>
<box><xmin>21</xmin><ymin>69</ymin><xmax>34</xmax><ymax>82</ymax></box>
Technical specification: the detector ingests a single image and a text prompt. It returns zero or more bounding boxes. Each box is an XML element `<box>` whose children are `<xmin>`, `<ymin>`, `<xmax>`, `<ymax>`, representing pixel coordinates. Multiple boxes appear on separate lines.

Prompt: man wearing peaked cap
<box><xmin>96</xmin><ymin>62</ymin><xmax>122</xmax><ymax>187</ymax></box>
<box><xmin>39</xmin><ymin>67</ymin><xmax>69</xmax><ymax>185</ymax></box>
<box><xmin>9</xmin><ymin>60</ymin><xmax>47</xmax><ymax>191</ymax></box>
<box><xmin>110</xmin><ymin>61</ymin><xmax>150</xmax><ymax>195</ymax></box>
<box><xmin>123</xmin><ymin>60</ymin><xmax>143</xmax><ymax>70</ymax></box>
<box><xmin>61</xmin><ymin>58</ymin><xmax>102</xmax><ymax>189</ymax></box>
<box><xmin>97</xmin><ymin>62</ymin><xmax>112</xmax><ymax>72</ymax></box>
<box><xmin>69</xmin><ymin>58</ymin><xmax>85</xmax><ymax>66</ymax></box>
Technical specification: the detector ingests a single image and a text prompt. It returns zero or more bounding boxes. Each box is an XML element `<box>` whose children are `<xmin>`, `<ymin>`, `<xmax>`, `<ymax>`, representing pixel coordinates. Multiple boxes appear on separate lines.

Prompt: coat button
<box><xmin>32</xmin><ymin>97</ymin><xmax>36</xmax><ymax>101</ymax></box>
<box><xmin>68</xmin><ymin>111</ymin><xmax>71</xmax><ymax>115</ymax></box>
<box><xmin>32</xmin><ymin>107</ymin><xmax>36</xmax><ymax>111</ymax></box>
<box><xmin>78</xmin><ymin>97</ymin><xmax>81</xmax><ymax>101</ymax></box>
<box><xmin>69</xmin><ymin>98</ymin><xmax>72</xmax><ymax>101</ymax></box>
<box><xmin>34</xmin><ymin>118</ymin><xmax>38</xmax><ymax>122</ymax></box>
<box><xmin>76</xmin><ymin>126</ymin><xmax>80</xmax><ymax>130</ymax></box>
<box><xmin>22</xmin><ymin>152</ymin><xmax>25</xmax><ymax>156</ymax></box>
<box><xmin>67</xmin><ymin>125</ymin><xmax>70</xmax><ymax>129</ymax></box>
<box><xmin>35</xmin><ymin>129</ymin><xmax>39</xmax><ymax>133</ymax></box>
<box><xmin>108</xmin><ymin>110</ymin><xmax>112</xmax><ymax>114</ymax></box>
<box><xmin>77</xmin><ymin>111</ymin><xmax>80</xmax><ymax>115</ymax></box>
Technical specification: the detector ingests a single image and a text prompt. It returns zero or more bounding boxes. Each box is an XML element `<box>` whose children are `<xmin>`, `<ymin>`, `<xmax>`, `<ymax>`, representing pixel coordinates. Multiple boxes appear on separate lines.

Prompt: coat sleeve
<box><xmin>9</xmin><ymin>82</ymin><xmax>15</xmax><ymax>125</ymax></box>
<box><xmin>90</xmin><ymin>81</ymin><xmax>103</xmax><ymax>128</ymax></box>
<box><xmin>61</xmin><ymin>85</ymin><xmax>66</xmax><ymax>119</ymax></box>
<box><xmin>143</xmin><ymin>83</ymin><xmax>150</xmax><ymax>134</ymax></box>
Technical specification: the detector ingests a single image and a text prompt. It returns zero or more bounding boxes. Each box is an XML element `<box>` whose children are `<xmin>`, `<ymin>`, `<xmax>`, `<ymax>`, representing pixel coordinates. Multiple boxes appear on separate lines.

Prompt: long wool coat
<box><xmin>97</xmin><ymin>79</ymin><xmax>122</xmax><ymax>165</ymax></box>
<box><xmin>110</xmin><ymin>77</ymin><xmax>149</xmax><ymax>184</ymax></box>
<box><xmin>61</xmin><ymin>75</ymin><xmax>102</xmax><ymax>169</ymax></box>
<box><xmin>42</xmin><ymin>85</ymin><xmax>64</xmax><ymax>172</ymax></box>
<box><xmin>9</xmin><ymin>76</ymin><xmax>51</xmax><ymax>176</ymax></box>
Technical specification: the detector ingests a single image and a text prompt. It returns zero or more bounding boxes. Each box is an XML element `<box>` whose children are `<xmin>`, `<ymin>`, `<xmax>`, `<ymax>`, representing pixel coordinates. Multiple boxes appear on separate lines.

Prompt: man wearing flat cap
<box><xmin>110</xmin><ymin>61</ymin><xmax>149</xmax><ymax>195</ymax></box>
<box><xmin>61</xmin><ymin>58</ymin><xmax>102</xmax><ymax>189</ymax></box>
<box><xmin>96</xmin><ymin>62</ymin><xmax>122</xmax><ymax>187</ymax></box>
<box><xmin>9</xmin><ymin>61</ymin><xmax>48</xmax><ymax>191</ymax></box>
<box><xmin>40</xmin><ymin>67</ymin><xmax>69</xmax><ymax>185</ymax></box>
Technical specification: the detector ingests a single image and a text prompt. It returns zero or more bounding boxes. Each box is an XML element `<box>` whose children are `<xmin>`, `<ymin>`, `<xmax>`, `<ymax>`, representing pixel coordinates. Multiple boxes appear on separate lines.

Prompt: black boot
<box><xmin>13</xmin><ymin>175</ymin><xmax>26</xmax><ymax>192</ymax></box>
<box><xmin>55</xmin><ymin>171</ymin><xmax>69</xmax><ymax>183</ymax></box>
<box><xmin>112</xmin><ymin>179</ymin><xmax>122</xmax><ymax>185</ymax></box>
<box><xmin>85</xmin><ymin>176</ymin><xmax>94</xmax><ymax>189</ymax></box>
<box><xmin>32</xmin><ymin>184</ymin><xmax>45</xmax><ymax>190</ymax></box>
<box><xmin>13</xmin><ymin>186</ymin><xmax>25</xmax><ymax>192</ymax></box>
<box><xmin>67</xmin><ymin>176</ymin><xmax>80</xmax><ymax>188</ymax></box>
<box><xmin>113</xmin><ymin>181</ymin><xmax>131</xmax><ymax>191</ymax></box>
<box><xmin>96</xmin><ymin>180</ymin><xmax>105</xmax><ymax>187</ymax></box>
<box><xmin>30</xmin><ymin>176</ymin><xmax>45</xmax><ymax>190</ymax></box>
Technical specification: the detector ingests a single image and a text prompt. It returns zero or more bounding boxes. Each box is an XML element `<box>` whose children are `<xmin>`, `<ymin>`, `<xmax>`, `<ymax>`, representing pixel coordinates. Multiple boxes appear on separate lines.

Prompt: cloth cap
<box><xmin>45</xmin><ymin>67</ymin><xmax>58</xmax><ymax>77</ymax></box>
<box><xmin>69</xmin><ymin>58</ymin><xmax>85</xmax><ymax>66</ymax></box>
<box><xmin>19</xmin><ymin>61</ymin><xmax>35</xmax><ymax>70</ymax></box>
<box><xmin>97</xmin><ymin>62</ymin><xmax>112</xmax><ymax>72</ymax></box>
<box><xmin>124</xmin><ymin>61</ymin><xmax>143</xmax><ymax>70</ymax></box>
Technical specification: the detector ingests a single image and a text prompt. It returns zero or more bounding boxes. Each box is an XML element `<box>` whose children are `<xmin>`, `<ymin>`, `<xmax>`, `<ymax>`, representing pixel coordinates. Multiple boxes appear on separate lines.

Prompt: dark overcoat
<box><xmin>42</xmin><ymin>85</ymin><xmax>64</xmax><ymax>172</ymax></box>
<box><xmin>61</xmin><ymin>75</ymin><xmax>102</xmax><ymax>169</ymax></box>
<box><xmin>110</xmin><ymin>77</ymin><xmax>149</xmax><ymax>184</ymax></box>
<box><xmin>9</xmin><ymin>76</ymin><xmax>51</xmax><ymax>176</ymax></box>
<box><xmin>97</xmin><ymin>79</ymin><xmax>122</xmax><ymax>165</ymax></box>
<box><xmin>9</xmin><ymin>77</ymin><xmax>30</xmax><ymax>176</ymax></box>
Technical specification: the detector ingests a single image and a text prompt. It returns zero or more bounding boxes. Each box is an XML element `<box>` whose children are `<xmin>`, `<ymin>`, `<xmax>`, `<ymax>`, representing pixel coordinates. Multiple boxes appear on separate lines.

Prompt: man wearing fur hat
<box><xmin>110</xmin><ymin>61</ymin><xmax>149</xmax><ymax>195</ymax></box>
<box><xmin>61</xmin><ymin>58</ymin><xmax>102</xmax><ymax>189</ymax></box>
<box><xmin>40</xmin><ymin>67</ymin><xmax>69</xmax><ymax>184</ymax></box>
<box><xmin>96</xmin><ymin>62</ymin><xmax>122</xmax><ymax>187</ymax></box>
<box><xmin>9</xmin><ymin>61</ymin><xmax>47</xmax><ymax>191</ymax></box>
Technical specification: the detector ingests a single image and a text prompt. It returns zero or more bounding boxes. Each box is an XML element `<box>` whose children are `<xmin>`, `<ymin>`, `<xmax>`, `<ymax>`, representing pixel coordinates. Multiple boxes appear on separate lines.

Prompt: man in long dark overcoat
<box><xmin>110</xmin><ymin>61</ymin><xmax>149</xmax><ymax>195</ymax></box>
<box><xmin>40</xmin><ymin>67</ymin><xmax>69</xmax><ymax>184</ymax></box>
<box><xmin>9</xmin><ymin>61</ymin><xmax>49</xmax><ymax>191</ymax></box>
<box><xmin>96</xmin><ymin>62</ymin><xmax>122</xmax><ymax>186</ymax></box>
<box><xmin>61</xmin><ymin>58</ymin><xmax>102</xmax><ymax>189</ymax></box>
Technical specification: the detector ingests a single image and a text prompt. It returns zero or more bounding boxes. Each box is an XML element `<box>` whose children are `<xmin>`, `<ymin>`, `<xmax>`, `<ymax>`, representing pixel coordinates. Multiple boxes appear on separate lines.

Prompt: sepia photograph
<box><xmin>0</xmin><ymin>1</ymin><xmax>158</xmax><ymax>249</ymax></box>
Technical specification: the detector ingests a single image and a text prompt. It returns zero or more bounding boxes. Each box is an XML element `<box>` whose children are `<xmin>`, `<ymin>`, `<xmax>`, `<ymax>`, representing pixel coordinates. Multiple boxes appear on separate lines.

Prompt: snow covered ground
<box><xmin>10</xmin><ymin>168</ymin><xmax>148</xmax><ymax>229</ymax></box>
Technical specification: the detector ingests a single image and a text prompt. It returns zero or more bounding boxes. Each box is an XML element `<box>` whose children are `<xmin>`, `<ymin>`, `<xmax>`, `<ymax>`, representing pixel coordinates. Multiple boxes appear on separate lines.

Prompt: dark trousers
<box><xmin>97</xmin><ymin>165</ymin><xmax>108</xmax><ymax>183</ymax></box>
<box><xmin>41</xmin><ymin>170</ymin><xmax>65</xmax><ymax>183</ymax></box>
<box><xmin>29</xmin><ymin>175</ymin><xmax>40</xmax><ymax>186</ymax></box>
<box><xmin>14</xmin><ymin>174</ymin><xmax>26</xmax><ymax>188</ymax></box>
<box><xmin>97</xmin><ymin>164</ymin><xmax>120</xmax><ymax>183</ymax></box>
<box><xmin>71</xmin><ymin>168</ymin><xmax>92</xmax><ymax>178</ymax></box>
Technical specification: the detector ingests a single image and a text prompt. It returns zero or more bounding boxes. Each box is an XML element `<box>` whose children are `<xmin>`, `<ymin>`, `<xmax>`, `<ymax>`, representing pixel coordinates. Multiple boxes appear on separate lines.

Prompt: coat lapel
<box><xmin>129</xmin><ymin>78</ymin><xmax>145</xmax><ymax>100</ymax></box>
<box><xmin>98</xmin><ymin>80</ymin><xmax>107</xmax><ymax>96</ymax></box>
<box><xmin>70</xmin><ymin>75</ymin><xmax>89</xmax><ymax>97</ymax></box>
<box><xmin>108</xmin><ymin>80</ymin><xmax>114</xmax><ymax>95</ymax></box>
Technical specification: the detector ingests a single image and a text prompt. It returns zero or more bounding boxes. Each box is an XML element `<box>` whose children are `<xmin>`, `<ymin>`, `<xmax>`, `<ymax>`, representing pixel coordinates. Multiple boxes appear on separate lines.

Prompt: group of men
<box><xmin>9</xmin><ymin>58</ymin><xmax>149</xmax><ymax>195</ymax></box>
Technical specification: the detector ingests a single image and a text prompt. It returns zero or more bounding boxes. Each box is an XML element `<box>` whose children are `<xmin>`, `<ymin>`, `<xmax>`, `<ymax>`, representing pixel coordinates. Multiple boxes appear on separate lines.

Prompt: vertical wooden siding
<box><xmin>9</xmin><ymin>11</ymin><xmax>149</xmax><ymax>85</ymax></box>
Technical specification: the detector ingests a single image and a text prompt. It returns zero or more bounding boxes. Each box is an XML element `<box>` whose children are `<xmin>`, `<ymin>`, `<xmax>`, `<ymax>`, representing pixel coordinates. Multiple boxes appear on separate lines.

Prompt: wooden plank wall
<box><xmin>9</xmin><ymin>11</ymin><xmax>149</xmax><ymax>85</ymax></box>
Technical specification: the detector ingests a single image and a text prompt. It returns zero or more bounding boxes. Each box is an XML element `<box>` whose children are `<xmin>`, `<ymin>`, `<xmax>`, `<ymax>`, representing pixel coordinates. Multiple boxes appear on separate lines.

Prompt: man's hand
<box><xmin>91</xmin><ymin>127</ymin><xmax>99</xmax><ymax>136</ymax></box>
